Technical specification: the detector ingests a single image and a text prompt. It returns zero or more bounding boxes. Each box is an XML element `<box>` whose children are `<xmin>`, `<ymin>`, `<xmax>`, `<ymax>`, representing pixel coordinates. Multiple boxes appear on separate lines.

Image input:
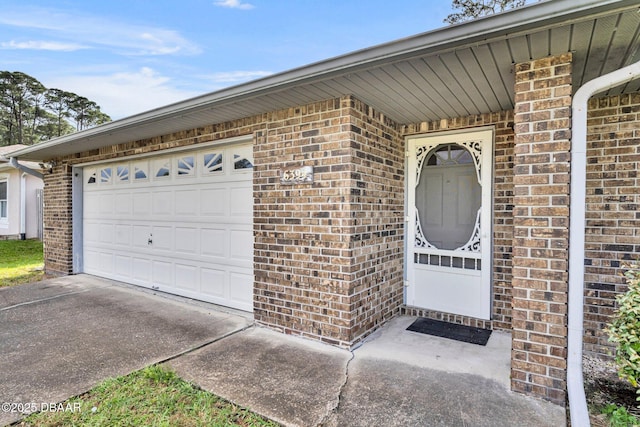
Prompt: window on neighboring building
<box><xmin>0</xmin><ymin>180</ymin><xmax>7</xmax><ymax>220</ymax></box>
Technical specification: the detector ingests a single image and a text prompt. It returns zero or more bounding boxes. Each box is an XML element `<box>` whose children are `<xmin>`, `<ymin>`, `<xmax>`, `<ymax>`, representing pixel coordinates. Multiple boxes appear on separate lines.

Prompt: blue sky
<box><xmin>1</xmin><ymin>0</ymin><xmax>455</xmax><ymax>119</ymax></box>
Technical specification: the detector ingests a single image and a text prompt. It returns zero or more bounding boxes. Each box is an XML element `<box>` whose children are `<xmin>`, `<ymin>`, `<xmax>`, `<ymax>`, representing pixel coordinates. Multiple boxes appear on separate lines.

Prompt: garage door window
<box><xmin>203</xmin><ymin>152</ymin><xmax>223</xmax><ymax>174</ymax></box>
<box><xmin>100</xmin><ymin>167</ymin><xmax>112</xmax><ymax>184</ymax></box>
<box><xmin>116</xmin><ymin>166</ymin><xmax>129</xmax><ymax>182</ymax></box>
<box><xmin>134</xmin><ymin>162</ymin><xmax>148</xmax><ymax>180</ymax></box>
<box><xmin>86</xmin><ymin>169</ymin><xmax>97</xmax><ymax>184</ymax></box>
<box><xmin>234</xmin><ymin>155</ymin><xmax>252</xmax><ymax>170</ymax></box>
<box><xmin>154</xmin><ymin>159</ymin><xmax>171</xmax><ymax>178</ymax></box>
<box><xmin>233</xmin><ymin>146</ymin><xmax>253</xmax><ymax>170</ymax></box>
<box><xmin>177</xmin><ymin>156</ymin><xmax>195</xmax><ymax>176</ymax></box>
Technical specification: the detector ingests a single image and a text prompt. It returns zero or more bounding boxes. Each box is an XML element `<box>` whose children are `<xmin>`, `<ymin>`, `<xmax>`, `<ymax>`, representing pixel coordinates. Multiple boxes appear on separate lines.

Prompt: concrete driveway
<box><xmin>1</xmin><ymin>275</ymin><xmax>566</xmax><ymax>426</ymax></box>
<box><xmin>0</xmin><ymin>275</ymin><xmax>251</xmax><ymax>426</ymax></box>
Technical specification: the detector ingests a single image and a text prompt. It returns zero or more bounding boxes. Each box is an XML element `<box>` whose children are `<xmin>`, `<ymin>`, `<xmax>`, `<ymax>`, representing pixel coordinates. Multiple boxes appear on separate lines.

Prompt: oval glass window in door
<box><xmin>415</xmin><ymin>143</ymin><xmax>481</xmax><ymax>251</ymax></box>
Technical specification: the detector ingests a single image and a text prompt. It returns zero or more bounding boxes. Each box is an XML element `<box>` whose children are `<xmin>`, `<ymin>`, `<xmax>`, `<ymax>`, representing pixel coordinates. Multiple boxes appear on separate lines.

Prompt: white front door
<box><xmin>406</xmin><ymin>128</ymin><xmax>493</xmax><ymax>320</ymax></box>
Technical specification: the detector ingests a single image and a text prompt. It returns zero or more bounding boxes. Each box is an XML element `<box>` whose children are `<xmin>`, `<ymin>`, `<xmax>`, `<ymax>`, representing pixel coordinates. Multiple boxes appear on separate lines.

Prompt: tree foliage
<box><xmin>444</xmin><ymin>0</ymin><xmax>527</xmax><ymax>24</ymax></box>
<box><xmin>0</xmin><ymin>71</ymin><xmax>111</xmax><ymax>146</ymax></box>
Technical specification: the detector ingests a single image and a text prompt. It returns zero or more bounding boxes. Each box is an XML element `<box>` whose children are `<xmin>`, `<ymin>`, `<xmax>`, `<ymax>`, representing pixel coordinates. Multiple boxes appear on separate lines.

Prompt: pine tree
<box><xmin>0</xmin><ymin>71</ymin><xmax>111</xmax><ymax>146</ymax></box>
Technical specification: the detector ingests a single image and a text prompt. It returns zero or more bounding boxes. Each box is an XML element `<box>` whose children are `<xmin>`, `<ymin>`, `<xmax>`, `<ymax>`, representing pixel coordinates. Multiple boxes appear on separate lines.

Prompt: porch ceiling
<box><xmin>12</xmin><ymin>0</ymin><xmax>640</xmax><ymax>161</ymax></box>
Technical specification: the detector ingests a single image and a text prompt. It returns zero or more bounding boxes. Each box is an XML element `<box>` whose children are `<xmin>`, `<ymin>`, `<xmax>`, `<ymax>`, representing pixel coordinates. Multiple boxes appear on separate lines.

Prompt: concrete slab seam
<box><xmin>318</xmin><ymin>349</ymin><xmax>354</xmax><ymax>426</ymax></box>
<box><xmin>160</xmin><ymin>323</ymin><xmax>256</xmax><ymax>366</ymax></box>
<box><xmin>0</xmin><ymin>289</ymin><xmax>94</xmax><ymax>312</ymax></box>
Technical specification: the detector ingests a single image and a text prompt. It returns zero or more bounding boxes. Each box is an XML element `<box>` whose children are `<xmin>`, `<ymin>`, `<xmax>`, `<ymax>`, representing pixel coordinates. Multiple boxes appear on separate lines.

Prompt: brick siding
<box><xmin>511</xmin><ymin>53</ymin><xmax>572</xmax><ymax>404</ymax></box>
<box><xmin>252</xmin><ymin>98</ymin><xmax>355</xmax><ymax>345</ymax></box>
<box><xmin>253</xmin><ymin>96</ymin><xmax>404</xmax><ymax>346</ymax></box>
<box><xmin>347</xmin><ymin>99</ymin><xmax>405</xmax><ymax>342</ymax></box>
<box><xmin>584</xmin><ymin>93</ymin><xmax>640</xmax><ymax>357</ymax></box>
<box><xmin>43</xmin><ymin>164</ymin><xmax>73</xmax><ymax>275</ymax></box>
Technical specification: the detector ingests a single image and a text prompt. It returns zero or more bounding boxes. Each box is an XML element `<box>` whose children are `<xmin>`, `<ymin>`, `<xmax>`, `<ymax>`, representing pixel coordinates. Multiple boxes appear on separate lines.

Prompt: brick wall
<box><xmin>584</xmin><ymin>93</ymin><xmax>640</xmax><ymax>357</ymax></box>
<box><xmin>401</xmin><ymin>112</ymin><xmax>515</xmax><ymax>331</ymax></box>
<box><xmin>43</xmin><ymin>164</ymin><xmax>73</xmax><ymax>275</ymax></box>
<box><xmin>253</xmin><ymin>98</ymin><xmax>355</xmax><ymax>345</ymax></box>
<box><xmin>511</xmin><ymin>53</ymin><xmax>572</xmax><ymax>404</ymax></box>
<box><xmin>253</xmin><ymin>96</ymin><xmax>404</xmax><ymax>347</ymax></box>
<box><xmin>347</xmin><ymin>98</ymin><xmax>405</xmax><ymax>343</ymax></box>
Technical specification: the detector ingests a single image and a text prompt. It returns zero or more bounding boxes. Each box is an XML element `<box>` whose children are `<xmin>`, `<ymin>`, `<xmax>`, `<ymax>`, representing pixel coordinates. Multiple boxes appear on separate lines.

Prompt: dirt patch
<box><xmin>584</xmin><ymin>355</ymin><xmax>639</xmax><ymax>426</ymax></box>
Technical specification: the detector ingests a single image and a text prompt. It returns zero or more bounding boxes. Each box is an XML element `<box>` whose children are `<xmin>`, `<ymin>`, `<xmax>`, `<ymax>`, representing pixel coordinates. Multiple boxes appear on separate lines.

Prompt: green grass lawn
<box><xmin>20</xmin><ymin>365</ymin><xmax>278</xmax><ymax>427</ymax></box>
<box><xmin>0</xmin><ymin>239</ymin><xmax>44</xmax><ymax>287</ymax></box>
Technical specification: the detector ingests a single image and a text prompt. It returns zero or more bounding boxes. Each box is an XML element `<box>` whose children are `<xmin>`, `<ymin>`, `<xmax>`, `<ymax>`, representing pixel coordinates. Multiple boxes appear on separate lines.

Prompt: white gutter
<box><xmin>8</xmin><ymin>157</ymin><xmax>44</xmax><ymax>180</ymax></box>
<box><xmin>568</xmin><ymin>59</ymin><xmax>640</xmax><ymax>427</ymax></box>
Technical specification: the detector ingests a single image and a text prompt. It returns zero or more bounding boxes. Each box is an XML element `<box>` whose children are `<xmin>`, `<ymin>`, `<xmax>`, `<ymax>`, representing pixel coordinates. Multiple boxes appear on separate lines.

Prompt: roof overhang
<box><xmin>11</xmin><ymin>0</ymin><xmax>640</xmax><ymax>161</ymax></box>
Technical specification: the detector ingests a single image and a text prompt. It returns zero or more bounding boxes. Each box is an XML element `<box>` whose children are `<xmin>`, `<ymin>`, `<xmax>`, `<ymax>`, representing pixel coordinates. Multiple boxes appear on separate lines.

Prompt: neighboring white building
<box><xmin>0</xmin><ymin>145</ymin><xmax>44</xmax><ymax>240</ymax></box>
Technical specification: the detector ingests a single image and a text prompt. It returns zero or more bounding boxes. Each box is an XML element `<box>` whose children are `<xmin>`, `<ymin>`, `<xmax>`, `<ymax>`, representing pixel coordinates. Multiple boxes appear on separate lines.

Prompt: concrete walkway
<box><xmin>168</xmin><ymin>317</ymin><xmax>566</xmax><ymax>427</ymax></box>
<box><xmin>0</xmin><ymin>275</ymin><xmax>566</xmax><ymax>426</ymax></box>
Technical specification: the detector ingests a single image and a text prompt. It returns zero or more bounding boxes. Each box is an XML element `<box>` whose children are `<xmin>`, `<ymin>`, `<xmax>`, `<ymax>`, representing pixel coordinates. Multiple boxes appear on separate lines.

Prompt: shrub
<box><xmin>602</xmin><ymin>404</ymin><xmax>640</xmax><ymax>427</ymax></box>
<box><xmin>607</xmin><ymin>264</ymin><xmax>640</xmax><ymax>402</ymax></box>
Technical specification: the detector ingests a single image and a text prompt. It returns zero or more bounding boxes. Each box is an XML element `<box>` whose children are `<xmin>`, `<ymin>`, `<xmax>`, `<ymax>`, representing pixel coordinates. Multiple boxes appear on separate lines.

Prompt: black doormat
<box><xmin>406</xmin><ymin>317</ymin><xmax>492</xmax><ymax>346</ymax></box>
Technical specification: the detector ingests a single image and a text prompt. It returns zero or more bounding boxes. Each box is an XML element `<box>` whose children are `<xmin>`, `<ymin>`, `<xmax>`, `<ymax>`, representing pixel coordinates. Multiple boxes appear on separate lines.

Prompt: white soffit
<box><xmin>12</xmin><ymin>0</ymin><xmax>640</xmax><ymax>161</ymax></box>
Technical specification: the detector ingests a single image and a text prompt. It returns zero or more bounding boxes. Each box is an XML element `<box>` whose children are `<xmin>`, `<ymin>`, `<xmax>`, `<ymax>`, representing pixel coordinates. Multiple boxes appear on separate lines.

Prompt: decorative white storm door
<box><xmin>406</xmin><ymin>128</ymin><xmax>493</xmax><ymax>320</ymax></box>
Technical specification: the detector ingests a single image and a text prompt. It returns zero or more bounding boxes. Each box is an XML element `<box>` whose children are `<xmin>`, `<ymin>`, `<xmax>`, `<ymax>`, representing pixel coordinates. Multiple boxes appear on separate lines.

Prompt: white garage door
<box><xmin>82</xmin><ymin>143</ymin><xmax>254</xmax><ymax>312</ymax></box>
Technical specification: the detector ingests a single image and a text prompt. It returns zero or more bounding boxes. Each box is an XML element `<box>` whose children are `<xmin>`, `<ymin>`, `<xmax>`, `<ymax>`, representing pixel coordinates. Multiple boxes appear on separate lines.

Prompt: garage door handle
<box><xmin>148</xmin><ymin>234</ymin><xmax>153</xmax><ymax>245</ymax></box>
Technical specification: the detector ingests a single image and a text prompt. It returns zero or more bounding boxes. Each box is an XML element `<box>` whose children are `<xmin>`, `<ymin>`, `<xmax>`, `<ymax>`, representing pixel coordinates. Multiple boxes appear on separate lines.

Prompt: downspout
<box><xmin>20</xmin><ymin>173</ymin><xmax>26</xmax><ymax>240</ymax></box>
<box><xmin>568</xmin><ymin>60</ymin><xmax>640</xmax><ymax>427</ymax></box>
<box><xmin>8</xmin><ymin>157</ymin><xmax>44</xmax><ymax>180</ymax></box>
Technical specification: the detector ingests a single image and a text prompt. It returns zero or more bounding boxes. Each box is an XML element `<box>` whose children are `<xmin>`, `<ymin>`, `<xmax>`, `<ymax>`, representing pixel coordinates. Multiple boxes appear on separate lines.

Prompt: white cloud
<box><xmin>0</xmin><ymin>40</ymin><xmax>86</xmax><ymax>51</ymax></box>
<box><xmin>214</xmin><ymin>0</ymin><xmax>255</xmax><ymax>10</ymax></box>
<box><xmin>44</xmin><ymin>68</ymin><xmax>275</xmax><ymax>120</ymax></box>
<box><xmin>45</xmin><ymin>68</ymin><xmax>200</xmax><ymax>119</ymax></box>
<box><xmin>138</xmin><ymin>33</ymin><xmax>181</xmax><ymax>55</ymax></box>
<box><xmin>206</xmin><ymin>70</ymin><xmax>272</xmax><ymax>83</ymax></box>
<box><xmin>0</xmin><ymin>7</ymin><xmax>201</xmax><ymax>56</ymax></box>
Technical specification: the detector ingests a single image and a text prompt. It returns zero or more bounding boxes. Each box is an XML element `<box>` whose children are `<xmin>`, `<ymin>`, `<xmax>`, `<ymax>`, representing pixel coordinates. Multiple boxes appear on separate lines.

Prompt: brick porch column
<box><xmin>253</xmin><ymin>96</ymin><xmax>404</xmax><ymax>347</ymax></box>
<box><xmin>511</xmin><ymin>53</ymin><xmax>572</xmax><ymax>404</ymax></box>
<box><xmin>43</xmin><ymin>162</ymin><xmax>74</xmax><ymax>275</ymax></box>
